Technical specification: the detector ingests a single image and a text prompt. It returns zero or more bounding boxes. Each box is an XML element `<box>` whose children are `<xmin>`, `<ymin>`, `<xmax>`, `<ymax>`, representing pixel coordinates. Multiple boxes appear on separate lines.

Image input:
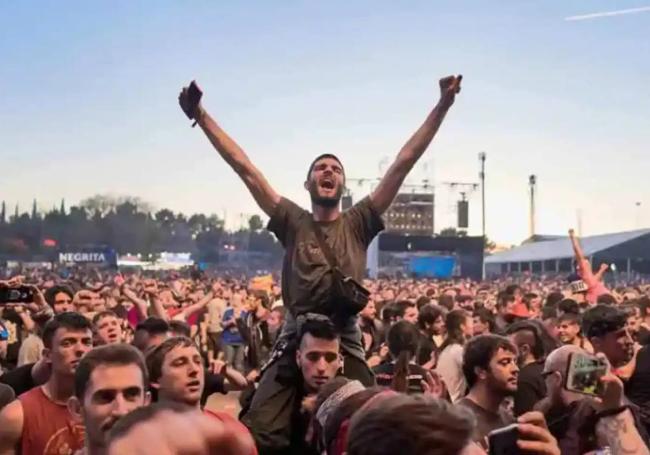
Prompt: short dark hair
<box><xmin>44</xmin><ymin>285</ymin><xmax>74</xmax><ymax>307</ymax></box>
<box><xmin>347</xmin><ymin>395</ymin><xmax>475</xmax><ymax>455</ymax></box>
<box><xmin>558</xmin><ymin>299</ymin><xmax>580</xmax><ymax>315</ymax></box>
<box><xmin>582</xmin><ymin>305</ymin><xmax>628</xmax><ymax>339</ymax></box>
<box><xmin>92</xmin><ymin>310</ymin><xmax>118</xmax><ymax>326</ymax></box>
<box><xmin>558</xmin><ymin>312</ymin><xmax>581</xmax><ymax>326</ymax></box>
<box><xmin>298</xmin><ymin>318</ymin><xmax>338</xmax><ymax>346</ymax></box>
<box><xmin>75</xmin><ymin>343</ymin><xmax>148</xmax><ymax>400</ymax></box>
<box><xmin>135</xmin><ymin>317</ymin><xmax>169</xmax><ymax>336</ymax></box>
<box><xmin>473</xmin><ymin>308</ymin><xmax>496</xmax><ymax>332</ymax></box>
<box><xmin>381</xmin><ymin>304</ymin><xmax>399</xmax><ymax>324</ymax></box>
<box><xmin>168</xmin><ymin>320</ymin><xmax>191</xmax><ymax>338</ymax></box>
<box><xmin>393</xmin><ymin>300</ymin><xmax>415</xmax><ymax>319</ymax></box>
<box><xmin>597</xmin><ymin>294</ymin><xmax>618</xmax><ymax>305</ymax></box>
<box><xmin>523</xmin><ymin>292</ymin><xmax>539</xmax><ymax>304</ymax></box>
<box><xmin>463</xmin><ymin>334</ymin><xmax>517</xmax><ymax>388</ymax></box>
<box><xmin>415</xmin><ymin>296</ymin><xmax>431</xmax><ymax>310</ymax></box>
<box><xmin>545</xmin><ymin>292</ymin><xmax>565</xmax><ymax>308</ymax></box>
<box><xmin>132</xmin><ymin>317</ymin><xmax>170</xmax><ymax>352</ymax></box>
<box><xmin>306</xmin><ymin>154</ymin><xmax>345</xmax><ymax>181</ymax></box>
<box><xmin>417</xmin><ymin>304</ymin><xmax>445</xmax><ymax>331</ymax></box>
<box><xmin>496</xmin><ymin>292</ymin><xmax>515</xmax><ymax>309</ymax></box>
<box><xmin>146</xmin><ymin>336</ymin><xmax>197</xmax><ymax>384</ymax></box>
<box><xmin>505</xmin><ymin>285</ymin><xmax>521</xmax><ymax>296</ymax></box>
<box><xmin>541</xmin><ymin>305</ymin><xmax>557</xmax><ymax>321</ymax></box>
<box><xmin>42</xmin><ymin>312</ymin><xmax>93</xmax><ymax>349</ymax></box>
<box><xmin>506</xmin><ymin>321</ymin><xmax>544</xmax><ymax>360</ymax></box>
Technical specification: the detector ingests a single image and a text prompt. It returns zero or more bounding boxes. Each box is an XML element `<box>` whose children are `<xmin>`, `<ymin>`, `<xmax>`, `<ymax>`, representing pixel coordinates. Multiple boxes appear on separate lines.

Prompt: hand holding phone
<box><xmin>565</xmin><ymin>352</ymin><xmax>608</xmax><ymax>396</ymax></box>
<box><xmin>0</xmin><ymin>285</ymin><xmax>35</xmax><ymax>305</ymax></box>
<box><xmin>489</xmin><ymin>412</ymin><xmax>560</xmax><ymax>455</ymax></box>
<box><xmin>488</xmin><ymin>423</ymin><xmax>518</xmax><ymax>455</ymax></box>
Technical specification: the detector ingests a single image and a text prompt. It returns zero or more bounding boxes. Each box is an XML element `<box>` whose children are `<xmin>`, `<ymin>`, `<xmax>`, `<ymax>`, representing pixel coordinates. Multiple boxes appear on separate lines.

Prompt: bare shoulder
<box><xmin>0</xmin><ymin>399</ymin><xmax>24</xmax><ymax>449</ymax></box>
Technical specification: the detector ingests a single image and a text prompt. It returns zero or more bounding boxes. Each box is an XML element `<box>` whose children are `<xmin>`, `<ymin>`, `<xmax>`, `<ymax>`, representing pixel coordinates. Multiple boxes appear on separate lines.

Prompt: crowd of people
<box><xmin>0</xmin><ymin>75</ymin><xmax>648</xmax><ymax>454</ymax></box>
<box><xmin>1</xmin><ymin>248</ymin><xmax>649</xmax><ymax>454</ymax></box>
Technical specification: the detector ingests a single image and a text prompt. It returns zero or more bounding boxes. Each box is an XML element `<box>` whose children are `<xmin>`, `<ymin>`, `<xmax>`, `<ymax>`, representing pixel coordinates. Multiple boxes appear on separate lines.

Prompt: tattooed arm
<box><xmin>590</xmin><ymin>358</ymin><xmax>650</xmax><ymax>454</ymax></box>
<box><xmin>595</xmin><ymin>409</ymin><xmax>649</xmax><ymax>455</ymax></box>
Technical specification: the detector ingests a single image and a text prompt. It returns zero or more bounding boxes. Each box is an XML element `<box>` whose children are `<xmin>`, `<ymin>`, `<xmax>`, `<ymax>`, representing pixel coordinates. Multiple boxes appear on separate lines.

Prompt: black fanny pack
<box><xmin>311</xmin><ymin>220</ymin><xmax>370</xmax><ymax>318</ymax></box>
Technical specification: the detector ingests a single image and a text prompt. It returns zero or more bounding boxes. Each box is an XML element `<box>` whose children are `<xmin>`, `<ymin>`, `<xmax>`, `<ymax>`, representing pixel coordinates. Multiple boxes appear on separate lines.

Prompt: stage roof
<box><xmin>485</xmin><ymin>229</ymin><xmax>650</xmax><ymax>264</ymax></box>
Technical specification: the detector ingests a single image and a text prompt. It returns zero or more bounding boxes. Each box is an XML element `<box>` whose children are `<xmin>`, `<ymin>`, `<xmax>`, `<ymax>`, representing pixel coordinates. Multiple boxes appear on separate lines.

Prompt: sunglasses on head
<box><xmin>305</xmin><ymin>352</ymin><xmax>339</xmax><ymax>363</ymax></box>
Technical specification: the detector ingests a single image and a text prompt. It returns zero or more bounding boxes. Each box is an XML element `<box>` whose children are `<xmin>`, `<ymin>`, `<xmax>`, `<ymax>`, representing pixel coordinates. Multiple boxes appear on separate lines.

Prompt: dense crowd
<box><xmin>1</xmin><ymin>260</ymin><xmax>649</xmax><ymax>454</ymax></box>
<box><xmin>0</xmin><ymin>75</ymin><xmax>648</xmax><ymax>454</ymax></box>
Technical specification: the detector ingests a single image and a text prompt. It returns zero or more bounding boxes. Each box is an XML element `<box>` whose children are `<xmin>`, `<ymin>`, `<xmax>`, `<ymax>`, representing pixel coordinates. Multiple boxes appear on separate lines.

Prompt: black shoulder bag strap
<box><xmin>310</xmin><ymin>218</ymin><xmax>340</xmax><ymax>272</ymax></box>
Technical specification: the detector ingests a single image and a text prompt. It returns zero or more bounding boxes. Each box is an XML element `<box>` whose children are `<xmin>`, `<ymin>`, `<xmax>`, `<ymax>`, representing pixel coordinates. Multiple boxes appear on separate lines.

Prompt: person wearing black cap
<box><xmin>179</xmin><ymin>75</ymin><xmax>462</xmax><ymax>453</ymax></box>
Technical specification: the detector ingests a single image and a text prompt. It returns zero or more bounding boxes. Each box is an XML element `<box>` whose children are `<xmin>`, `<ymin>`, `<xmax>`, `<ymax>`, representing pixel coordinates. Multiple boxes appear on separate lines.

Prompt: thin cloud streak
<box><xmin>565</xmin><ymin>5</ymin><xmax>650</xmax><ymax>21</ymax></box>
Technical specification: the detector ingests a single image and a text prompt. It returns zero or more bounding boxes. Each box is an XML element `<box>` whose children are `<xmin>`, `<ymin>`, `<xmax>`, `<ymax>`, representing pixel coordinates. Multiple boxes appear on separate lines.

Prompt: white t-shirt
<box><xmin>436</xmin><ymin>343</ymin><xmax>467</xmax><ymax>402</ymax></box>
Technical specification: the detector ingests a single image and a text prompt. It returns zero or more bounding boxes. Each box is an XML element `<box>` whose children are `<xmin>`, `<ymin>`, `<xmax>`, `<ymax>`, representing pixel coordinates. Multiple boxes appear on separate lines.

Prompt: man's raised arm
<box><xmin>568</xmin><ymin>229</ymin><xmax>587</xmax><ymax>262</ymax></box>
<box><xmin>179</xmin><ymin>82</ymin><xmax>281</xmax><ymax>217</ymax></box>
<box><xmin>370</xmin><ymin>75</ymin><xmax>462</xmax><ymax>214</ymax></box>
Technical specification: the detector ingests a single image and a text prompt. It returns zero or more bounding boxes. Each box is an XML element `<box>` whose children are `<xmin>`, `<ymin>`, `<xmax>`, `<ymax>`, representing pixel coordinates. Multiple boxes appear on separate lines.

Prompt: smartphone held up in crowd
<box><xmin>564</xmin><ymin>352</ymin><xmax>608</xmax><ymax>396</ymax></box>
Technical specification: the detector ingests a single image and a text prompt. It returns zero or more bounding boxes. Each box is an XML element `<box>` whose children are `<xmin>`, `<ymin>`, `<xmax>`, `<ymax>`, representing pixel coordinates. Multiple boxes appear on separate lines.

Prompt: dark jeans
<box><xmin>240</xmin><ymin>347</ymin><xmax>374</xmax><ymax>455</ymax></box>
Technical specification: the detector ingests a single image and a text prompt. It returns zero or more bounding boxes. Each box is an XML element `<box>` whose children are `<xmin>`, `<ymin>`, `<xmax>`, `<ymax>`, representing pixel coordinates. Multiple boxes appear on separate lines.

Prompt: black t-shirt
<box><xmin>457</xmin><ymin>397</ymin><xmax>514</xmax><ymax>449</ymax></box>
<box><xmin>373</xmin><ymin>361</ymin><xmax>428</xmax><ymax>395</ymax></box>
<box><xmin>417</xmin><ymin>331</ymin><xmax>436</xmax><ymax>366</ymax></box>
<box><xmin>514</xmin><ymin>360</ymin><xmax>546</xmax><ymax>416</ymax></box>
<box><xmin>626</xmin><ymin>345</ymin><xmax>650</xmax><ymax>434</ymax></box>
<box><xmin>267</xmin><ymin>197</ymin><xmax>384</xmax><ymax>316</ymax></box>
<box><xmin>0</xmin><ymin>362</ymin><xmax>36</xmax><ymax>397</ymax></box>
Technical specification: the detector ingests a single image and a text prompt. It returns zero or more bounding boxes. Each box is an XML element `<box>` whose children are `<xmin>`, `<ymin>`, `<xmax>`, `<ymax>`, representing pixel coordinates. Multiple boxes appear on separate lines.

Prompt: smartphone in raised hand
<box><xmin>488</xmin><ymin>423</ymin><xmax>519</xmax><ymax>455</ymax></box>
<box><xmin>0</xmin><ymin>286</ymin><xmax>34</xmax><ymax>305</ymax></box>
<box><xmin>565</xmin><ymin>352</ymin><xmax>608</xmax><ymax>396</ymax></box>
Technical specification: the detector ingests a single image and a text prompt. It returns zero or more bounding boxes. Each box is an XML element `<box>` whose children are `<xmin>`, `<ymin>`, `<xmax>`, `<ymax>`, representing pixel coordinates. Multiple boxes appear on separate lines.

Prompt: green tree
<box><xmin>248</xmin><ymin>214</ymin><xmax>264</xmax><ymax>232</ymax></box>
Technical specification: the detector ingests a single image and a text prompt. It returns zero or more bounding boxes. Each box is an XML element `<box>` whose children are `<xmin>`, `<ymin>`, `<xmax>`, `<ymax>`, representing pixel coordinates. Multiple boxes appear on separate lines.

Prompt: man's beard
<box><xmin>308</xmin><ymin>180</ymin><xmax>343</xmax><ymax>208</ymax></box>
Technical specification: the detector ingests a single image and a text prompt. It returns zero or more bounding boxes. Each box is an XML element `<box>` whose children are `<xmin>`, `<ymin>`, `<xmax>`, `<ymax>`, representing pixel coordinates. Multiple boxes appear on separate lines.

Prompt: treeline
<box><xmin>0</xmin><ymin>195</ymin><xmax>282</xmax><ymax>264</ymax></box>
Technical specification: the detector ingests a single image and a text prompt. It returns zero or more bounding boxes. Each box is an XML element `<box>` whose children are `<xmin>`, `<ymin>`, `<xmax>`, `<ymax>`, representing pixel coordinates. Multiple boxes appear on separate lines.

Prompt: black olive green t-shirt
<box><xmin>267</xmin><ymin>196</ymin><xmax>384</xmax><ymax>317</ymax></box>
<box><xmin>457</xmin><ymin>397</ymin><xmax>514</xmax><ymax>449</ymax></box>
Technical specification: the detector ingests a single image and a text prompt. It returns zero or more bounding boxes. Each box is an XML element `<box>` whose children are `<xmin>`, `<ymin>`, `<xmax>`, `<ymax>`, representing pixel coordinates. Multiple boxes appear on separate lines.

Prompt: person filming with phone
<box><xmin>536</xmin><ymin>344</ymin><xmax>650</xmax><ymax>454</ymax></box>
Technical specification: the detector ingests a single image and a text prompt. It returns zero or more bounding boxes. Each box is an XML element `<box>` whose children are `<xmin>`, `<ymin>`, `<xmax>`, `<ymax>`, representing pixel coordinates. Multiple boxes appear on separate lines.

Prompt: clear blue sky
<box><xmin>1</xmin><ymin>0</ymin><xmax>649</xmax><ymax>244</ymax></box>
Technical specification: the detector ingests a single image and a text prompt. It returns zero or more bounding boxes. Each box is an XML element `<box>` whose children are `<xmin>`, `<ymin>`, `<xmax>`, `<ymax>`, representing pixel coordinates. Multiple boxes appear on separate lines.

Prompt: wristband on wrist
<box><xmin>596</xmin><ymin>405</ymin><xmax>630</xmax><ymax>421</ymax></box>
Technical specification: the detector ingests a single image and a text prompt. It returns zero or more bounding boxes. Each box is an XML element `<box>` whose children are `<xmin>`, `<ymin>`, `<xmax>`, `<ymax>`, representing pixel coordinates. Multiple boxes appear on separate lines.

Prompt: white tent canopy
<box><xmin>486</xmin><ymin>229</ymin><xmax>650</xmax><ymax>264</ymax></box>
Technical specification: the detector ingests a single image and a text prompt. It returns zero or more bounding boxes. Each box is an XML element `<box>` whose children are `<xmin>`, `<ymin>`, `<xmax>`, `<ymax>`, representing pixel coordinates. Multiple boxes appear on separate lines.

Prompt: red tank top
<box><xmin>18</xmin><ymin>386</ymin><xmax>85</xmax><ymax>455</ymax></box>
